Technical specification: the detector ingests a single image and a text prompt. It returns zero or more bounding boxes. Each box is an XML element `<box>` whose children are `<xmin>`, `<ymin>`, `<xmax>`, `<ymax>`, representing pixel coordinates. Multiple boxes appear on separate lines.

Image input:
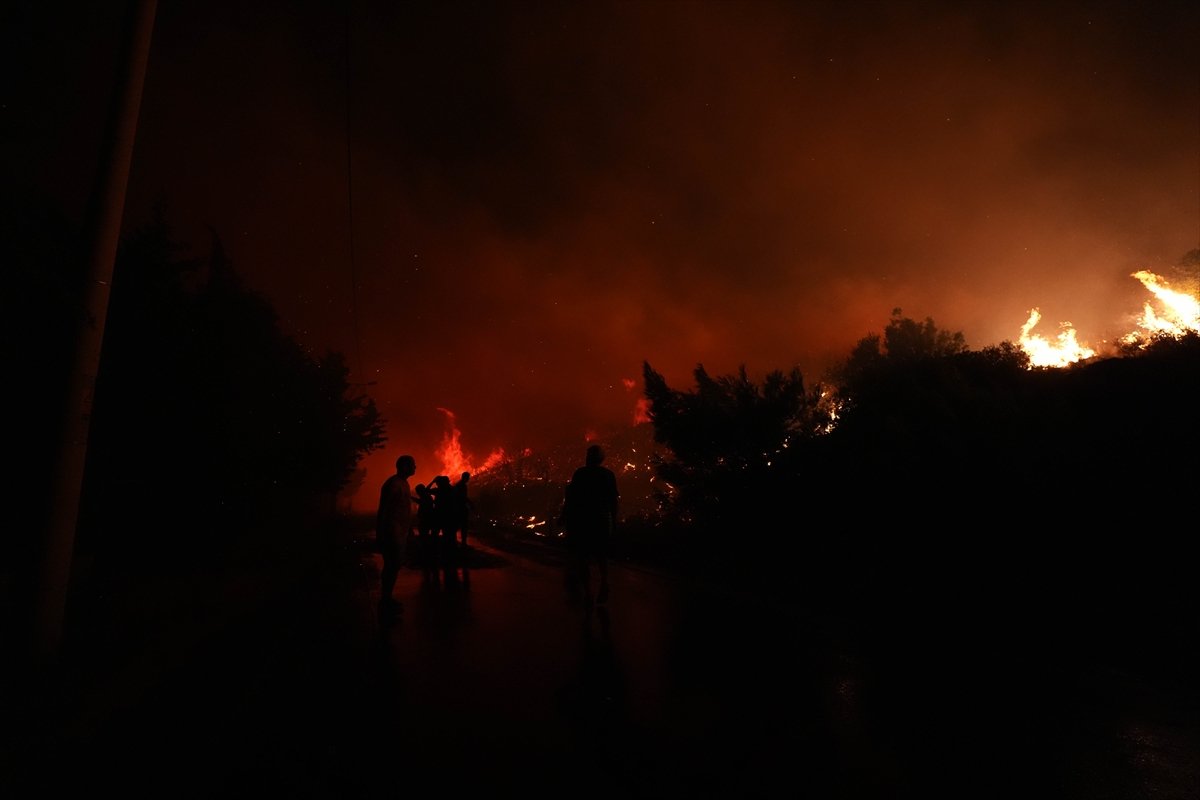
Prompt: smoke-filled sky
<box><xmin>9</xmin><ymin>0</ymin><xmax>1198</xmax><ymax>500</ymax></box>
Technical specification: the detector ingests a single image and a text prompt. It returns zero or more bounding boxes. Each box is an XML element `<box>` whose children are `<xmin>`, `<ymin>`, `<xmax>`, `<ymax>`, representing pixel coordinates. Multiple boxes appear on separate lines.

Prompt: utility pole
<box><xmin>37</xmin><ymin>0</ymin><xmax>157</xmax><ymax>664</ymax></box>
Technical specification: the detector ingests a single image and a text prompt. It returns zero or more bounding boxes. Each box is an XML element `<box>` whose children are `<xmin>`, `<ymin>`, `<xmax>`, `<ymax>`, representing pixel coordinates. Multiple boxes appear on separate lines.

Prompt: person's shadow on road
<box><xmin>556</xmin><ymin>606</ymin><xmax>627</xmax><ymax>744</ymax></box>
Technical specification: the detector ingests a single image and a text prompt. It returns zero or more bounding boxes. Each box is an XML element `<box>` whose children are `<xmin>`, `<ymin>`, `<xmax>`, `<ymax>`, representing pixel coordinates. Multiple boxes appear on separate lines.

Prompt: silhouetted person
<box><xmin>429</xmin><ymin>474</ymin><xmax>454</xmax><ymax>563</ymax></box>
<box><xmin>376</xmin><ymin>454</ymin><xmax>416</xmax><ymax>616</ymax></box>
<box><xmin>562</xmin><ymin>444</ymin><xmax>619</xmax><ymax>605</ymax></box>
<box><xmin>449</xmin><ymin>471</ymin><xmax>473</xmax><ymax>549</ymax></box>
<box><xmin>414</xmin><ymin>482</ymin><xmax>436</xmax><ymax>570</ymax></box>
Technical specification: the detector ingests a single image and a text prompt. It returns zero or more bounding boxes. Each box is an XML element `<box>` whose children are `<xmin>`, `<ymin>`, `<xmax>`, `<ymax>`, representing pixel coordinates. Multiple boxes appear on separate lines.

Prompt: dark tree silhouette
<box><xmin>639</xmin><ymin>310</ymin><xmax>1197</xmax><ymax>681</ymax></box>
<box><xmin>824</xmin><ymin>312</ymin><xmax>1031</xmax><ymax>519</ymax></box>
<box><xmin>77</xmin><ymin>213</ymin><xmax>386</xmax><ymax>566</ymax></box>
<box><xmin>829</xmin><ymin>307</ymin><xmax>970</xmax><ymax>390</ymax></box>
<box><xmin>641</xmin><ymin>360</ymin><xmax>833</xmax><ymax>555</ymax></box>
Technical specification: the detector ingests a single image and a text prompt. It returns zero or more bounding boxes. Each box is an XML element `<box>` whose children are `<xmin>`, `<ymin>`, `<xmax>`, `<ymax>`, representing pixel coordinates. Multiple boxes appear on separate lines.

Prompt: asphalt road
<box><xmin>7</xmin><ymin>522</ymin><xmax>1198</xmax><ymax>798</ymax></box>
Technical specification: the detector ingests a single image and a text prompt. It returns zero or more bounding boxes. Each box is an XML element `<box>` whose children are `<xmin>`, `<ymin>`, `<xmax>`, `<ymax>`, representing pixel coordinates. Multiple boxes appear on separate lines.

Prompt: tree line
<box><xmin>637</xmin><ymin>305</ymin><xmax>1198</xmax><ymax>680</ymax></box>
<box><xmin>641</xmin><ymin>306</ymin><xmax>1200</xmax><ymax>574</ymax></box>
<box><xmin>14</xmin><ymin>204</ymin><xmax>387</xmax><ymax>602</ymax></box>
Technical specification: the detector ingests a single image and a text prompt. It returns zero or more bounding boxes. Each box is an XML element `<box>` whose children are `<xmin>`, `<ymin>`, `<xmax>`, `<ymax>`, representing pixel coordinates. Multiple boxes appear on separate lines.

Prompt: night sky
<box><xmin>8</xmin><ymin>1</ymin><xmax>1198</xmax><ymax>501</ymax></box>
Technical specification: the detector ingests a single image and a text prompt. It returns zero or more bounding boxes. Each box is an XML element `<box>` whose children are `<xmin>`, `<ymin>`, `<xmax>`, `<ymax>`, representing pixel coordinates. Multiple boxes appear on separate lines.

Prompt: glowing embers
<box><xmin>516</xmin><ymin>515</ymin><xmax>561</xmax><ymax>537</ymax></box>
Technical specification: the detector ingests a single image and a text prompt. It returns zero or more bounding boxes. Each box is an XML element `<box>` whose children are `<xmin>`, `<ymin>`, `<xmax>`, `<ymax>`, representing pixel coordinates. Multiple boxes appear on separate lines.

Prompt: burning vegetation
<box><xmin>1018</xmin><ymin>264</ymin><xmax>1200</xmax><ymax>367</ymax></box>
<box><xmin>428</xmin><ymin>255</ymin><xmax>1200</xmax><ymax>544</ymax></box>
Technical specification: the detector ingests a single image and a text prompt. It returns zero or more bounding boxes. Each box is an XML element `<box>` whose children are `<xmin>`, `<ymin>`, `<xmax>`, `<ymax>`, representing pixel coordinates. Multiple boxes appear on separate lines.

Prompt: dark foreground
<box><xmin>4</xmin><ymin>517</ymin><xmax>1198</xmax><ymax>798</ymax></box>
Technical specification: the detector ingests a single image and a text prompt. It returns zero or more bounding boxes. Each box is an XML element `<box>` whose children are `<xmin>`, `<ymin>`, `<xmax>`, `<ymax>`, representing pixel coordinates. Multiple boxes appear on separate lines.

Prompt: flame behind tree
<box><xmin>435</xmin><ymin>407</ymin><xmax>505</xmax><ymax>478</ymax></box>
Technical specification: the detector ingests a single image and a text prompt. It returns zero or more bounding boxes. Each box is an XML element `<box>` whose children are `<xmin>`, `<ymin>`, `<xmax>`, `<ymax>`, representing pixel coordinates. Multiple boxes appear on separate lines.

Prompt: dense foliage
<box><xmin>76</xmin><ymin>215</ymin><xmax>386</xmax><ymax>562</ymax></box>
<box><xmin>642</xmin><ymin>308</ymin><xmax>1200</xmax><ymax>537</ymax></box>
<box><xmin>641</xmin><ymin>361</ymin><xmax>834</xmax><ymax>538</ymax></box>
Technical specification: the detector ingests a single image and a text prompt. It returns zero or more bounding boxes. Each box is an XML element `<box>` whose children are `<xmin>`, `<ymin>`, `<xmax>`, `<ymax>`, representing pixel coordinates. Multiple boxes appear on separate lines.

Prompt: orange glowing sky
<box><xmin>9</xmin><ymin>1</ymin><xmax>1198</xmax><ymax>503</ymax></box>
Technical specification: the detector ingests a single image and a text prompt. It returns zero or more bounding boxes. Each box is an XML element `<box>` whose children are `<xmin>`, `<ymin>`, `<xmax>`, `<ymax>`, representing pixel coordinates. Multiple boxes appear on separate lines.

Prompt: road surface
<box><xmin>7</xmin><ymin>521</ymin><xmax>1198</xmax><ymax>798</ymax></box>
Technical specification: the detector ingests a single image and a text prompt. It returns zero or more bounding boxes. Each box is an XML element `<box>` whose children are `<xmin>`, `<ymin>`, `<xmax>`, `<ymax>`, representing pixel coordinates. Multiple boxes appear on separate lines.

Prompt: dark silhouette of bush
<box><xmin>641</xmin><ymin>360</ymin><xmax>835</xmax><ymax>569</ymax></box>
<box><xmin>76</xmin><ymin>213</ymin><xmax>386</xmax><ymax>567</ymax></box>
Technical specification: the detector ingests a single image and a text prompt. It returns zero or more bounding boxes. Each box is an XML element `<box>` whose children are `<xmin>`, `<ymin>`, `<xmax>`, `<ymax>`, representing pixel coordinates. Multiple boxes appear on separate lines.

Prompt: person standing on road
<box><xmin>561</xmin><ymin>444</ymin><xmax>619</xmax><ymax>605</ymax></box>
<box><xmin>376</xmin><ymin>454</ymin><xmax>417</xmax><ymax>615</ymax></box>
<box><xmin>450</xmin><ymin>471</ymin><xmax>473</xmax><ymax>550</ymax></box>
<box><xmin>429</xmin><ymin>474</ymin><xmax>454</xmax><ymax>563</ymax></box>
<box><xmin>413</xmin><ymin>482</ymin><xmax>436</xmax><ymax>570</ymax></box>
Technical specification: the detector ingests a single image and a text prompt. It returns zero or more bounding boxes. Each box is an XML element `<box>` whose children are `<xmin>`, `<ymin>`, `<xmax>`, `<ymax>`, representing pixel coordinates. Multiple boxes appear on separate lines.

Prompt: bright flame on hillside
<box><xmin>1019</xmin><ymin>269</ymin><xmax>1200</xmax><ymax>368</ymax></box>
<box><xmin>435</xmin><ymin>407</ymin><xmax>505</xmax><ymax>477</ymax></box>
<box><xmin>1121</xmin><ymin>270</ymin><xmax>1200</xmax><ymax>345</ymax></box>
<box><xmin>1019</xmin><ymin>309</ymin><xmax>1095</xmax><ymax>367</ymax></box>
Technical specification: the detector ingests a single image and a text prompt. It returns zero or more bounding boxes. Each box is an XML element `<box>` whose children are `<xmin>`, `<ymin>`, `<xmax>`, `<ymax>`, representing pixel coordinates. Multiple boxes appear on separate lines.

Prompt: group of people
<box><xmin>413</xmin><ymin>471</ymin><xmax>473</xmax><ymax>561</ymax></box>
<box><xmin>373</xmin><ymin>458</ymin><xmax>473</xmax><ymax>615</ymax></box>
<box><xmin>374</xmin><ymin>444</ymin><xmax>619</xmax><ymax>615</ymax></box>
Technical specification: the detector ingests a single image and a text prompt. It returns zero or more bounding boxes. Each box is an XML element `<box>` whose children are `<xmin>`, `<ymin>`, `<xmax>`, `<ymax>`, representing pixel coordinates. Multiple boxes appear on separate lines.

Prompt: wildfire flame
<box><xmin>1019</xmin><ymin>269</ymin><xmax>1200</xmax><ymax>368</ymax></box>
<box><xmin>1121</xmin><ymin>270</ymin><xmax>1200</xmax><ymax>345</ymax></box>
<box><xmin>632</xmin><ymin>396</ymin><xmax>651</xmax><ymax>425</ymax></box>
<box><xmin>435</xmin><ymin>407</ymin><xmax>505</xmax><ymax>477</ymax></box>
<box><xmin>1019</xmin><ymin>309</ymin><xmax>1095</xmax><ymax>367</ymax></box>
<box><xmin>626</xmin><ymin>376</ymin><xmax>651</xmax><ymax>424</ymax></box>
